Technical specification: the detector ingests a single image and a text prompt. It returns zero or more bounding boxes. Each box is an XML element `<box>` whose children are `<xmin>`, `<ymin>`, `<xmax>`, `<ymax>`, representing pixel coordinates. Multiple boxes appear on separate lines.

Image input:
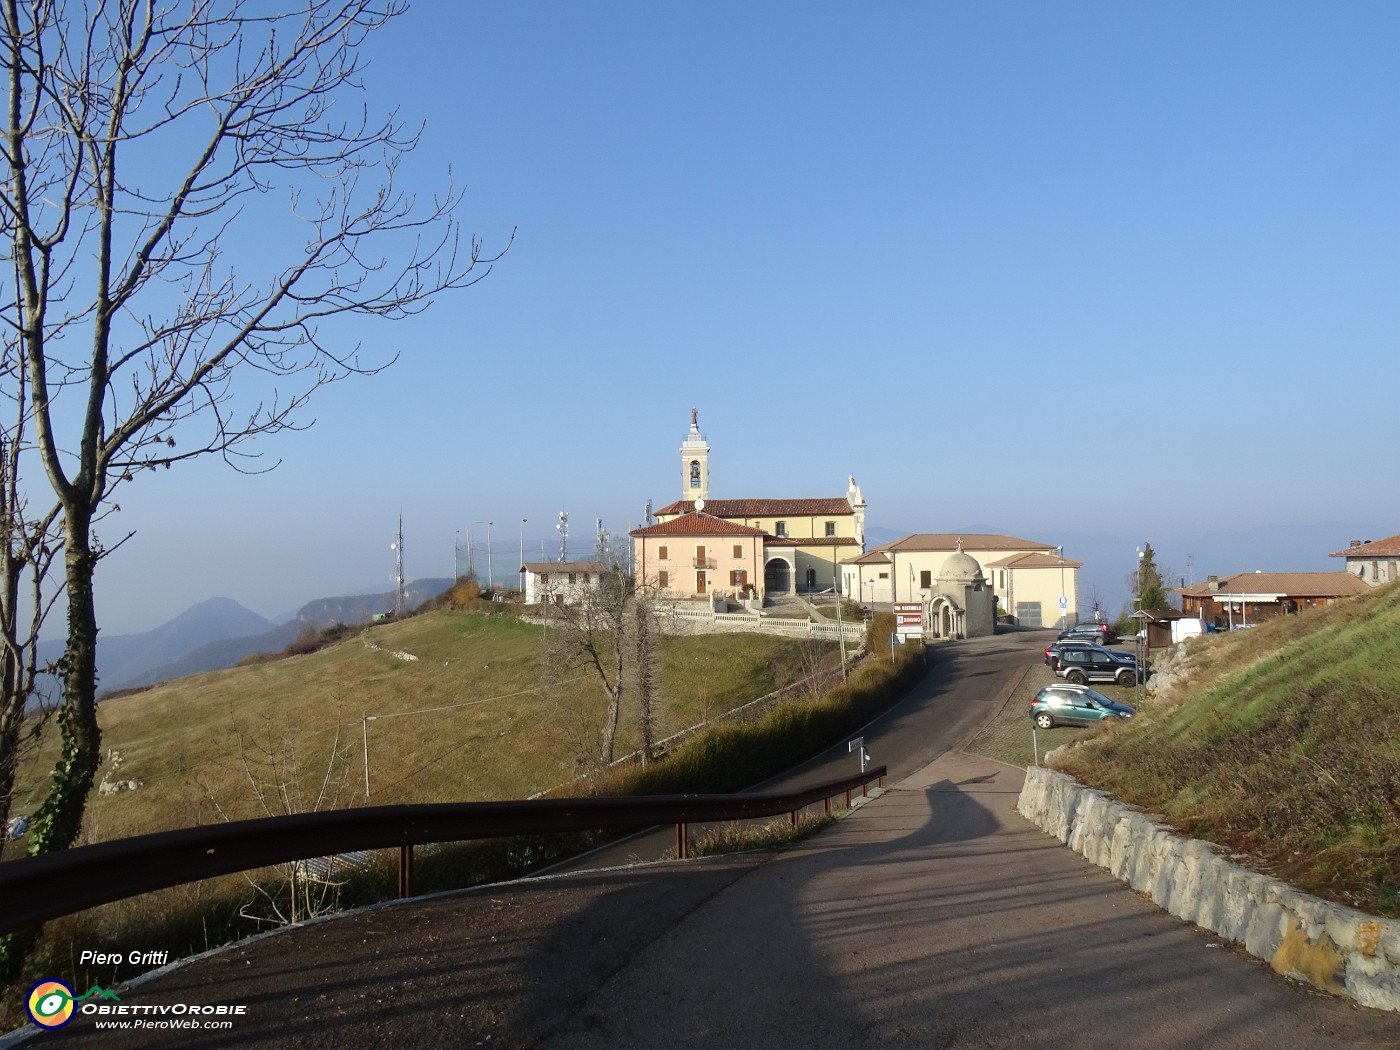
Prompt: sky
<box><xmin>75</xmin><ymin>1</ymin><xmax>1399</xmax><ymax>636</ymax></box>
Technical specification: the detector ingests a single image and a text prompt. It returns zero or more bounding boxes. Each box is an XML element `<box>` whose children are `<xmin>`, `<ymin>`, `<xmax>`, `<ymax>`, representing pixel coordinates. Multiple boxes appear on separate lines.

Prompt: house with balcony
<box><xmin>630</xmin><ymin>511</ymin><xmax>766</xmax><ymax>599</ymax></box>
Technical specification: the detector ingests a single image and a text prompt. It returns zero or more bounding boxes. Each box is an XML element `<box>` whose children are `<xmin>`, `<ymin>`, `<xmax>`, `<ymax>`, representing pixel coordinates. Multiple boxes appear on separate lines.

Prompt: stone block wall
<box><xmin>1017</xmin><ymin>765</ymin><xmax>1400</xmax><ymax>1012</ymax></box>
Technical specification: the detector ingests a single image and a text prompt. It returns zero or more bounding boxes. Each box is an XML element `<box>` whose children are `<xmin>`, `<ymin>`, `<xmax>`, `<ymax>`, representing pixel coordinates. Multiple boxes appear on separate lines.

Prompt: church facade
<box><xmin>631</xmin><ymin>412</ymin><xmax>868</xmax><ymax>599</ymax></box>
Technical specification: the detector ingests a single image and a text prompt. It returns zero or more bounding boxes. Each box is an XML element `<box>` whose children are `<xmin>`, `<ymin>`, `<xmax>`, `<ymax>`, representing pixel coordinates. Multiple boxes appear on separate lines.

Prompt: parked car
<box><xmin>1055</xmin><ymin>647</ymin><xmax>1144</xmax><ymax>686</ymax></box>
<box><xmin>1057</xmin><ymin>622</ymin><xmax>1119</xmax><ymax>645</ymax></box>
<box><xmin>1043</xmin><ymin>639</ymin><xmax>1137</xmax><ymax>668</ymax></box>
<box><xmin>1030</xmin><ymin>684</ymin><xmax>1136</xmax><ymax>729</ymax></box>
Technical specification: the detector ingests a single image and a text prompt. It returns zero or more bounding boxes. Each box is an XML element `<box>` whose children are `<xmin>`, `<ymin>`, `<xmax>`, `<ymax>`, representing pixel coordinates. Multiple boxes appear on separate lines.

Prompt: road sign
<box><xmin>893</xmin><ymin>602</ymin><xmax>923</xmax><ymax>636</ymax></box>
<box><xmin>1059</xmin><ymin>595</ymin><xmax>1068</xmax><ymax>610</ymax></box>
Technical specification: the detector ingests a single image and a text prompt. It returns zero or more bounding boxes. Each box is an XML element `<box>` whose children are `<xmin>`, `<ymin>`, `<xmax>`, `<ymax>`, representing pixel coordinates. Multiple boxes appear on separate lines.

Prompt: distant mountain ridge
<box><xmin>79</xmin><ymin>578</ymin><xmax>455</xmax><ymax>694</ymax></box>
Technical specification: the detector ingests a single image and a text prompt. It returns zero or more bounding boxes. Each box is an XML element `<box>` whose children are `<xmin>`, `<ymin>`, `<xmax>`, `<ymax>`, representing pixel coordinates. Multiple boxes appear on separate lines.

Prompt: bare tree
<box><xmin>537</xmin><ymin>563</ymin><xmax>666</xmax><ymax>768</ymax></box>
<box><xmin>538</xmin><ymin>567</ymin><xmax>630</xmax><ymax>766</ymax></box>
<box><xmin>202</xmin><ymin>708</ymin><xmax>357</xmax><ymax>928</ymax></box>
<box><xmin>0</xmin><ymin>363</ymin><xmax>62</xmax><ymax>861</ymax></box>
<box><xmin>0</xmin><ymin>0</ymin><xmax>504</xmax><ymax>968</ymax></box>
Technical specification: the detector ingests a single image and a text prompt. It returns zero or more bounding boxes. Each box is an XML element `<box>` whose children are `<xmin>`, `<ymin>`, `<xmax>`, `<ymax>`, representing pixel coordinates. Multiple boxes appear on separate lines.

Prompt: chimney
<box><xmin>1207</xmin><ymin>575</ymin><xmax>1220</xmax><ymax>590</ymax></box>
<box><xmin>1350</xmin><ymin>539</ymin><xmax>1362</xmax><ymax>547</ymax></box>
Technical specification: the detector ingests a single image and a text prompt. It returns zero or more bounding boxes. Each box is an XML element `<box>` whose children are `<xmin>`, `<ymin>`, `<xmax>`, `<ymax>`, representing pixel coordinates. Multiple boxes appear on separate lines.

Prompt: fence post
<box><xmin>398</xmin><ymin>844</ymin><xmax>415</xmax><ymax>898</ymax></box>
<box><xmin>676</xmin><ymin>822</ymin><xmax>688</xmax><ymax>859</ymax></box>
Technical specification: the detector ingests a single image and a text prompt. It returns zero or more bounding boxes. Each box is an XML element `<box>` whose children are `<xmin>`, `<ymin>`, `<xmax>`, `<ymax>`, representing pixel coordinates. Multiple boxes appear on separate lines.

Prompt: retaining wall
<box><xmin>1017</xmin><ymin>765</ymin><xmax>1400</xmax><ymax>1012</ymax></box>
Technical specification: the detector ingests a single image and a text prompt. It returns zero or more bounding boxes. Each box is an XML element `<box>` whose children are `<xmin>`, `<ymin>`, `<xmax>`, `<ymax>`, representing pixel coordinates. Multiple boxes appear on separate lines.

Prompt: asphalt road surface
<box><xmin>13</xmin><ymin>630</ymin><xmax>1400</xmax><ymax>1048</ymax></box>
<box><xmin>543</xmin><ymin>629</ymin><xmax>1041</xmax><ymax>872</ymax></box>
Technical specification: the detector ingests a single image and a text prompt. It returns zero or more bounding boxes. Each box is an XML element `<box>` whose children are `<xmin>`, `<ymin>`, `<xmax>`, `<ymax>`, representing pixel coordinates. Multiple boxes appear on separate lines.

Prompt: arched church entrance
<box><xmin>765</xmin><ymin>558</ymin><xmax>792</xmax><ymax>594</ymax></box>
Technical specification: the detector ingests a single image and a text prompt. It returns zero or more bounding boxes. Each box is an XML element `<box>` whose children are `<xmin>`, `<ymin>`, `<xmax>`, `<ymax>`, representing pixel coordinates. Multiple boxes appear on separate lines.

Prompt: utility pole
<box><xmin>486</xmin><ymin>520</ymin><xmax>494</xmax><ymax>592</ymax></box>
<box><xmin>520</xmin><ymin>518</ymin><xmax>527</xmax><ymax>594</ymax></box>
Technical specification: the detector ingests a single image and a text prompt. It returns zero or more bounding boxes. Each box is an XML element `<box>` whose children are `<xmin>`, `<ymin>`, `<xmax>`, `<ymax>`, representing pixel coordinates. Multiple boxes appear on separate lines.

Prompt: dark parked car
<box><xmin>1044</xmin><ymin>639</ymin><xmax>1137</xmax><ymax>668</ymax></box>
<box><xmin>1055</xmin><ymin>647</ymin><xmax>1144</xmax><ymax>686</ymax></box>
<box><xmin>1057</xmin><ymin>622</ymin><xmax>1119</xmax><ymax>645</ymax></box>
<box><xmin>1029</xmin><ymin>684</ymin><xmax>1136</xmax><ymax>729</ymax></box>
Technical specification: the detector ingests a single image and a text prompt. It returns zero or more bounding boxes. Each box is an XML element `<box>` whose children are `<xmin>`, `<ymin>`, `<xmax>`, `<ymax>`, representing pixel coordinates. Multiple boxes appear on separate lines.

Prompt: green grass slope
<box><xmin>1056</xmin><ymin>581</ymin><xmax>1400</xmax><ymax>916</ymax></box>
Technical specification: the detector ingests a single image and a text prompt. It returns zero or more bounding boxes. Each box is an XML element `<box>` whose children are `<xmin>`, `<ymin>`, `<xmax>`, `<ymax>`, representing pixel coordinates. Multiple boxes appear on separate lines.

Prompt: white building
<box><xmin>842</xmin><ymin>533</ymin><xmax>1081</xmax><ymax>628</ymax></box>
<box><xmin>521</xmin><ymin>561</ymin><xmax>605</xmax><ymax>606</ymax></box>
<box><xmin>1330</xmin><ymin>534</ymin><xmax>1400</xmax><ymax>587</ymax></box>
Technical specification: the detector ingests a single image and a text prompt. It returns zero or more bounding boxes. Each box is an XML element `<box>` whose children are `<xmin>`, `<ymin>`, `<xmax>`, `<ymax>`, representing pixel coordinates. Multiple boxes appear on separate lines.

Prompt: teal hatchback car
<box><xmin>1029</xmin><ymin>684</ymin><xmax>1135</xmax><ymax>729</ymax></box>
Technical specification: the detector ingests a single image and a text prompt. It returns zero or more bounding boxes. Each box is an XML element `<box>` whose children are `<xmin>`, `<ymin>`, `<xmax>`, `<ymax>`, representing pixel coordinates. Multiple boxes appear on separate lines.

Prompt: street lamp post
<box><xmin>1057</xmin><ymin>545</ymin><xmax>1066</xmax><ymax>628</ymax></box>
<box><xmin>486</xmin><ymin>521</ymin><xmax>494</xmax><ymax>592</ymax></box>
<box><xmin>1134</xmin><ymin>546</ymin><xmax>1146</xmax><ymax>709</ymax></box>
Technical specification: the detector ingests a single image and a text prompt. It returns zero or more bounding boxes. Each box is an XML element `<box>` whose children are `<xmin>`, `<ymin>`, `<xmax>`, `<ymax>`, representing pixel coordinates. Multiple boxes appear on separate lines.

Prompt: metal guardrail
<box><xmin>0</xmin><ymin>767</ymin><xmax>886</xmax><ymax>934</ymax></box>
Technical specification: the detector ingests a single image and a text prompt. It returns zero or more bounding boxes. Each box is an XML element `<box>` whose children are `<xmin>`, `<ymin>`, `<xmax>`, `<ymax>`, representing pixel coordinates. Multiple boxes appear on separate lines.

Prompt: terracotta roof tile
<box><xmin>765</xmin><ymin>536</ymin><xmax>861</xmax><ymax>548</ymax></box>
<box><xmin>878</xmin><ymin>533</ymin><xmax>1057</xmax><ymax>553</ymax></box>
<box><xmin>984</xmin><ymin>552</ymin><xmax>1084</xmax><ymax>569</ymax></box>
<box><xmin>521</xmin><ymin>561</ymin><xmax>604</xmax><ymax>574</ymax></box>
<box><xmin>1177</xmin><ymin>571</ymin><xmax>1370</xmax><ymax>598</ymax></box>
<box><xmin>629</xmin><ymin>512</ymin><xmax>767</xmax><ymax>538</ymax></box>
<box><xmin>1329</xmin><ymin>533</ymin><xmax>1400</xmax><ymax>558</ymax></box>
<box><xmin>654</xmin><ymin>498</ymin><xmax>853</xmax><ymax>517</ymax></box>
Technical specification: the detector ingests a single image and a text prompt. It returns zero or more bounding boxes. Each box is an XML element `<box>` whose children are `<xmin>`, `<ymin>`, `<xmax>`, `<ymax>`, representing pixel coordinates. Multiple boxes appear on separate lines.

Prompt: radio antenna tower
<box><xmin>645</xmin><ymin>499</ymin><xmax>654</xmax><ymax>525</ymax></box>
<box><xmin>596</xmin><ymin>517</ymin><xmax>609</xmax><ymax>561</ymax></box>
<box><xmin>557</xmin><ymin>511</ymin><xmax>569</xmax><ymax>562</ymax></box>
<box><xmin>390</xmin><ymin>514</ymin><xmax>405</xmax><ymax>617</ymax></box>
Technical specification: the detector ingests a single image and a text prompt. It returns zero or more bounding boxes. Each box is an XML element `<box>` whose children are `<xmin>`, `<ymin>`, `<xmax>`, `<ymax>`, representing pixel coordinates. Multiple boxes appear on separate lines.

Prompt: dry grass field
<box><xmin>10</xmin><ymin>609</ymin><xmax>834</xmax><ymax>845</ymax></box>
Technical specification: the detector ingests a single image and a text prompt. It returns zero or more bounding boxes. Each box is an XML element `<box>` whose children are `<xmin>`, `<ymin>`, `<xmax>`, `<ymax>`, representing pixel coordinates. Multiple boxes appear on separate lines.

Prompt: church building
<box><xmin>630</xmin><ymin>412</ymin><xmax>867</xmax><ymax>599</ymax></box>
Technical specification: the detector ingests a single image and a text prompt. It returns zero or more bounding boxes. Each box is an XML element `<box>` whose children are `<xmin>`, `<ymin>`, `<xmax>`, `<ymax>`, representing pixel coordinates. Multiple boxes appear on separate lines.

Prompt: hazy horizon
<box><xmin>53</xmin><ymin>2</ymin><xmax>1396</xmax><ymax>638</ymax></box>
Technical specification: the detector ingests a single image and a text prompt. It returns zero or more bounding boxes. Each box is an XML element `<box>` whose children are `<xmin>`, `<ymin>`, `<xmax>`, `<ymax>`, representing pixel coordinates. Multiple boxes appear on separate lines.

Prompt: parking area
<box><xmin>960</xmin><ymin>652</ymin><xmax>1144</xmax><ymax>768</ymax></box>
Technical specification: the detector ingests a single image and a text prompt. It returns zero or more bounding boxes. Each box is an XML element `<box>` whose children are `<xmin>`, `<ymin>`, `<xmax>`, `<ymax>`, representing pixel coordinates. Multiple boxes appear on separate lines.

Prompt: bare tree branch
<box><xmin>0</xmin><ymin>0</ymin><xmax>505</xmax><ymax>975</ymax></box>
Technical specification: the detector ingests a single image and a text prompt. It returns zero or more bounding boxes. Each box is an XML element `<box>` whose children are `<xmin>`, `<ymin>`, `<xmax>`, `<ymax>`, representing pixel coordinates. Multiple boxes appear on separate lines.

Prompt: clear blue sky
<box><xmin>94</xmin><ymin>1</ymin><xmax>1399</xmax><ymax>634</ymax></box>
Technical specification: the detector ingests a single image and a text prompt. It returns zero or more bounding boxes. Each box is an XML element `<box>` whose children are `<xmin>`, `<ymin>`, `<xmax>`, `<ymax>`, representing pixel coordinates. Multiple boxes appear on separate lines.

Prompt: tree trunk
<box><xmin>25</xmin><ymin>513</ymin><xmax>102</xmax><ymax>857</ymax></box>
<box><xmin>599</xmin><ymin>683</ymin><xmax>622</xmax><ymax>766</ymax></box>
<box><xmin>634</xmin><ymin>600</ymin><xmax>656</xmax><ymax>764</ymax></box>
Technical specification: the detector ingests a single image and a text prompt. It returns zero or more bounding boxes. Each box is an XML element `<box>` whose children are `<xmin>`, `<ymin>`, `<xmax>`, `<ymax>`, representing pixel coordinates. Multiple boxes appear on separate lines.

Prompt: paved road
<box><xmin>547</xmin><ymin>630</ymin><xmax>1040</xmax><ymax>872</ymax></box>
<box><xmin>16</xmin><ymin>631</ymin><xmax>1400</xmax><ymax>1048</ymax></box>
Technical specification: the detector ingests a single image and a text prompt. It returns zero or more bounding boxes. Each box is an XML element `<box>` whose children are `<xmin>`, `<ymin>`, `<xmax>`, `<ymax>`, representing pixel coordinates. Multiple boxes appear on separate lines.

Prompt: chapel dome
<box><xmin>940</xmin><ymin>541</ymin><xmax>984</xmax><ymax>583</ymax></box>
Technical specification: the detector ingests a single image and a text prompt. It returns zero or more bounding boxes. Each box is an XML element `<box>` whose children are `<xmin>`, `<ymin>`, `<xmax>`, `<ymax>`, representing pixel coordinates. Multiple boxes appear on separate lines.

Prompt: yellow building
<box><xmin>633</xmin><ymin>411</ymin><xmax>867</xmax><ymax>599</ymax></box>
<box><xmin>844</xmin><ymin>533</ymin><xmax>1081</xmax><ymax>628</ymax></box>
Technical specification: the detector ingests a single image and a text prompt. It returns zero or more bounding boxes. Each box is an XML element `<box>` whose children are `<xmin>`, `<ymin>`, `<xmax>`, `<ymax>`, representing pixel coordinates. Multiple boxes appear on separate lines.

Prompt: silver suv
<box><xmin>1055</xmin><ymin>647</ymin><xmax>1143</xmax><ymax>687</ymax></box>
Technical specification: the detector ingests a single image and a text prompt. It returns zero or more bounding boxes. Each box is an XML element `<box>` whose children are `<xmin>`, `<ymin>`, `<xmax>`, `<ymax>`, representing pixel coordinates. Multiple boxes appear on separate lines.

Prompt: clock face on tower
<box><xmin>690</xmin><ymin>460</ymin><xmax>701</xmax><ymax>488</ymax></box>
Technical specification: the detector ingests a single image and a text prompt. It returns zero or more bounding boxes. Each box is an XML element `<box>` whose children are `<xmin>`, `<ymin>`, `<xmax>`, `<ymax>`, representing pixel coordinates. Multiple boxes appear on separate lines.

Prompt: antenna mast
<box><xmin>557</xmin><ymin>511</ymin><xmax>569</xmax><ymax>562</ymax></box>
<box><xmin>391</xmin><ymin>515</ymin><xmax>405</xmax><ymax>617</ymax></box>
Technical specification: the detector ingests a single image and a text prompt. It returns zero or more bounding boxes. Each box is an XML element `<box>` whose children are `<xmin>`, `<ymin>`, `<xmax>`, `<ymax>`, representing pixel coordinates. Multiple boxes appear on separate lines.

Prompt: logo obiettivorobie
<box><xmin>25</xmin><ymin>979</ymin><xmax>76</xmax><ymax>1029</ymax></box>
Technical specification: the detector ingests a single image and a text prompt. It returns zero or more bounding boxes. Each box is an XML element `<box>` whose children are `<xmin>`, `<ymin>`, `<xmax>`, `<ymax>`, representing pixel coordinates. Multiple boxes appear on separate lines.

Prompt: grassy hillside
<box><xmin>12</xmin><ymin>610</ymin><xmax>835</xmax><ymax>846</ymax></box>
<box><xmin>1054</xmin><ymin>581</ymin><xmax>1400</xmax><ymax>916</ymax></box>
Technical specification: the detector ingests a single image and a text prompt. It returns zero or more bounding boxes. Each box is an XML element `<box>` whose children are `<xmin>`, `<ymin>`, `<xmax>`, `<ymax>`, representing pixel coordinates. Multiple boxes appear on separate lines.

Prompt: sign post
<box><xmin>848</xmin><ymin>737</ymin><xmax>868</xmax><ymax>773</ymax></box>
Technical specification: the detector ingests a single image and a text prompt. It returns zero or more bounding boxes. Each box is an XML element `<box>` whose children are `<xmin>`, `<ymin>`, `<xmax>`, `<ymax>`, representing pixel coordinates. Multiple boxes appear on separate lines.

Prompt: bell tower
<box><xmin>680</xmin><ymin>408</ymin><xmax>710</xmax><ymax>502</ymax></box>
